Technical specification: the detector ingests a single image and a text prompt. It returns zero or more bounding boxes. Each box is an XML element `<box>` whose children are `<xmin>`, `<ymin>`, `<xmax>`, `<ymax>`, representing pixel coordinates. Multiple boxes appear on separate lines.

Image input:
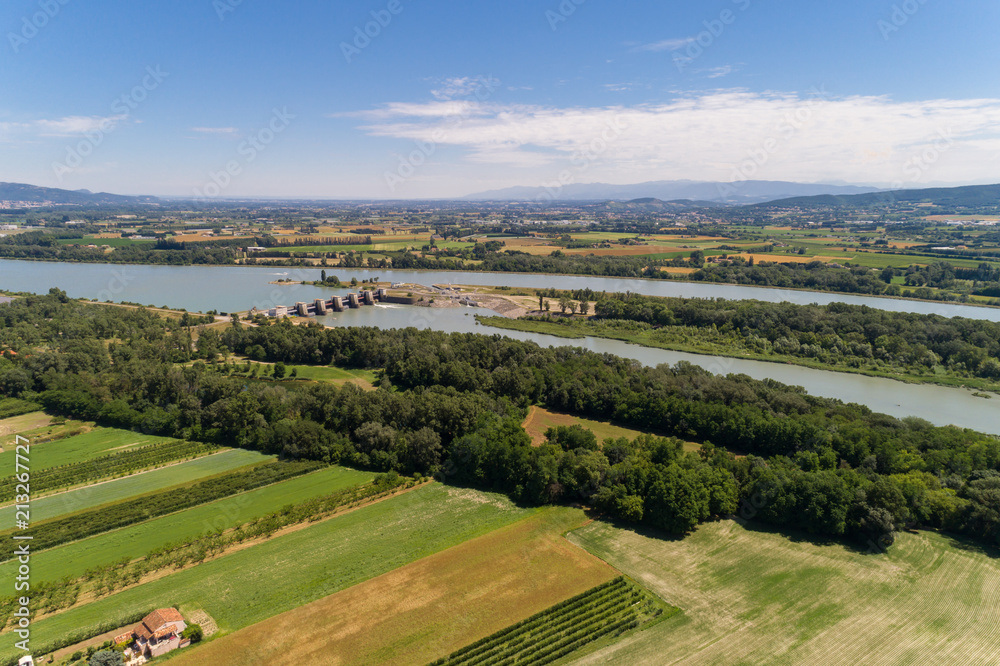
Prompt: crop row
<box><xmin>0</xmin><ymin>439</ymin><xmax>218</xmax><ymax>501</ymax></box>
<box><xmin>429</xmin><ymin>577</ymin><xmax>666</xmax><ymax>666</ymax></box>
<box><xmin>0</xmin><ymin>459</ymin><xmax>325</xmax><ymax>561</ymax></box>
<box><xmin>433</xmin><ymin>578</ymin><xmax>628</xmax><ymax>664</ymax></box>
<box><xmin>457</xmin><ymin>595</ymin><xmax>637</xmax><ymax>665</ymax></box>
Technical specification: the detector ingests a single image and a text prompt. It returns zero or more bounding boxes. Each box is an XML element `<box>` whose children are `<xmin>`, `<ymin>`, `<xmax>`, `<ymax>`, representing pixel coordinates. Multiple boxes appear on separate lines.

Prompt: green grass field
<box><xmin>284</xmin><ymin>364</ymin><xmax>378</xmax><ymax>384</ymax></box>
<box><xmin>0</xmin><ymin>449</ymin><xmax>267</xmax><ymax>523</ymax></box>
<box><xmin>0</xmin><ymin>427</ymin><xmax>175</xmax><ymax>477</ymax></box>
<box><xmin>5</xmin><ymin>484</ymin><xmax>537</xmax><ymax>663</ymax></box>
<box><xmin>267</xmin><ymin>244</ymin><xmax>374</xmax><ymax>253</ymax></box>
<box><xmin>566</xmin><ymin>519</ymin><xmax>1000</xmax><ymax>665</ymax></box>
<box><xmin>0</xmin><ymin>464</ymin><xmax>369</xmax><ymax>584</ymax></box>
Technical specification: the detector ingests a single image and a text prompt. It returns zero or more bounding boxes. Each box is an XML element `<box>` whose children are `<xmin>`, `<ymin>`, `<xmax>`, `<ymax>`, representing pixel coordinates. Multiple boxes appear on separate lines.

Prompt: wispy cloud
<box><xmin>632</xmin><ymin>37</ymin><xmax>695</xmax><ymax>52</ymax></box>
<box><xmin>429</xmin><ymin>76</ymin><xmax>501</xmax><ymax>101</ymax></box>
<box><xmin>190</xmin><ymin>126</ymin><xmax>239</xmax><ymax>135</ymax></box>
<box><xmin>706</xmin><ymin>65</ymin><xmax>734</xmax><ymax>79</ymax></box>
<box><xmin>350</xmin><ymin>91</ymin><xmax>1000</xmax><ymax>185</ymax></box>
<box><xmin>35</xmin><ymin>115</ymin><xmax>127</xmax><ymax>136</ymax></box>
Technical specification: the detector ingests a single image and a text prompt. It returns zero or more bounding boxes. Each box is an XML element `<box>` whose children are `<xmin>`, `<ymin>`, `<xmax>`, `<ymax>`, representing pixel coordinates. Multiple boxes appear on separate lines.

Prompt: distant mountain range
<box><xmin>758</xmin><ymin>183</ymin><xmax>1000</xmax><ymax>209</ymax></box>
<box><xmin>0</xmin><ymin>182</ymin><xmax>159</xmax><ymax>205</ymax></box>
<box><xmin>462</xmin><ymin>180</ymin><xmax>882</xmax><ymax>204</ymax></box>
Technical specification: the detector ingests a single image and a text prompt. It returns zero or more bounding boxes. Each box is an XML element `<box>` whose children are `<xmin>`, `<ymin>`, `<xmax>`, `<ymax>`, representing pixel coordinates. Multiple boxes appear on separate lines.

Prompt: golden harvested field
<box><xmin>568</xmin><ymin>519</ymin><xmax>1000</xmax><ymax>666</ymax></box>
<box><xmin>523</xmin><ymin>406</ymin><xmax>658</xmax><ymax>447</ymax></box>
<box><xmin>563</xmin><ymin>245</ymin><xmax>685</xmax><ymax>257</ymax></box>
<box><xmin>168</xmin><ymin>507</ymin><xmax>616</xmax><ymax>666</ymax></box>
<box><xmin>659</xmin><ymin>266</ymin><xmax>698</xmax><ymax>275</ymax></box>
<box><xmin>0</xmin><ymin>411</ymin><xmax>53</xmax><ymax>439</ymax></box>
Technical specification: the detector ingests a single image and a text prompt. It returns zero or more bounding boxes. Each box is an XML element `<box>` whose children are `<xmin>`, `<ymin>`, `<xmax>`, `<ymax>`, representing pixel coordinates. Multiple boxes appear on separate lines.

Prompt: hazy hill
<box><xmin>0</xmin><ymin>182</ymin><xmax>159</xmax><ymax>205</ymax></box>
<box><xmin>462</xmin><ymin>180</ymin><xmax>880</xmax><ymax>204</ymax></box>
<box><xmin>758</xmin><ymin>183</ymin><xmax>1000</xmax><ymax>209</ymax></box>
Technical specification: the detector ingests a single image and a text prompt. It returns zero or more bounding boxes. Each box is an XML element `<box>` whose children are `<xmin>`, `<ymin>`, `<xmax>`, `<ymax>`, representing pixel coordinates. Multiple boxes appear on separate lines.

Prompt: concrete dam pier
<box><xmin>258</xmin><ymin>288</ymin><xmax>387</xmax><ymax>318</ymax></box>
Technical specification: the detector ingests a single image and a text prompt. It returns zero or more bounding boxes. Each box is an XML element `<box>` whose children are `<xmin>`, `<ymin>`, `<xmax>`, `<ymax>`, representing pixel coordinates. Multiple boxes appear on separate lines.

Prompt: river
<box><xmin>2</xmin><ymin>259</ymin><xmax>998</xmax><ymax>434</ymax></box>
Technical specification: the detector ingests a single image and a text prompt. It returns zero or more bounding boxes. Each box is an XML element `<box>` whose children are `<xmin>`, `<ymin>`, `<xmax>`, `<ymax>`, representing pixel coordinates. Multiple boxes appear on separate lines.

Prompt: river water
<box><xmin>2</xmin><ymin>259</ymin><xmax>998</xmax><ymax>434</ymax></box>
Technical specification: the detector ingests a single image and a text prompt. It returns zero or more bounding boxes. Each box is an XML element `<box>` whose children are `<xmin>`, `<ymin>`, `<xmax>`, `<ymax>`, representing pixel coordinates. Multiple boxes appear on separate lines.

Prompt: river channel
<box><xmin>2</xmin><ymin>259</ymin><xmax>998</xmax><ymax>434</ymax></box>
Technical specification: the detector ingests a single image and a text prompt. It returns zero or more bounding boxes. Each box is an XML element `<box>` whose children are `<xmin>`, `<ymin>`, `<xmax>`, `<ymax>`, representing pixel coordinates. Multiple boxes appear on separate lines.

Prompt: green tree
<box><xmin>182</xmin><ymin>623</ymin><xmax>204</xmax><ymax>643</ymax></box>
<box><xmin>273</xmin><ymin>362</ymin><xmax>286</xmax><ymax>379</ymax></box>
<box><xmin>689</xmin><ymin>250</ymin><xmax>705</xmax><ymax>267</ymax></box>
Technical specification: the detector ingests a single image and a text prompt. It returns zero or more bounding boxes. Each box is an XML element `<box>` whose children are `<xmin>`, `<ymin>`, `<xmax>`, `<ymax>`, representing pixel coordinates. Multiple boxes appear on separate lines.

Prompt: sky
<box><xmin>1</xmin><ymin>0</ymin><xmax>998</xmax><ymax>199</ymax></box>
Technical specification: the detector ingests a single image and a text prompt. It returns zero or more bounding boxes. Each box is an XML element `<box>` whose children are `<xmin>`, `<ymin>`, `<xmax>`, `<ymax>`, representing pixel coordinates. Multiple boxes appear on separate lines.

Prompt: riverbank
<box><xmin>476</xmin><ymin>314</ymin><xmax>1000</xmax><ymax>395</ymax></box>
<box><xmin>4</xmin><ymin>256</ymin><xmax>997</xmax><ymax>312</ymax></box>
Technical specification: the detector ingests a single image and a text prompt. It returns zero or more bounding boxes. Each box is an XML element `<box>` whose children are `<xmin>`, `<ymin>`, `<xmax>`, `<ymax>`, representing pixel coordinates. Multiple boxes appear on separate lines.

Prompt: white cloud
<box><xmin>35</xmin><ymin>115</ymin><xmax>127</xmax><ymax>136</ymax></box>
<box><xmin>351</xmin><ymin>90</ymin><xmax>1000</xmax><ymax>186</ymax></box>
<box><xmin>190</xmin><ymin>126</ymin><xmax>239</xmax><ymax>135</ymax></box>
<box><xmin>633</xmin><ymin>38</ymin><xmax>695</xmax><ymax>52</ymax></box>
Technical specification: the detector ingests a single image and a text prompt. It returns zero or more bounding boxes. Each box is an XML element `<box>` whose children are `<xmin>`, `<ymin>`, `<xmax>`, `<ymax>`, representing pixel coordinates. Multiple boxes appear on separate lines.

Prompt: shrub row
<box><xmin>0</xmin><ymin>607</ymin><xmax>155</xmax><ymax>666</ymax></box>
<box><xmin>0</xmin><ymin>439</ymin><xmax>218</xmax><ymax>501</ymax></box>
<box><xmin>0</xmin><ymin>459</ymin><xmax>325</xmax><ymax>560</ymax></box>
<box><xmin>0</xmin><ymin>397</ymin><xmax>41</xmax><ymax>420</ymax></box>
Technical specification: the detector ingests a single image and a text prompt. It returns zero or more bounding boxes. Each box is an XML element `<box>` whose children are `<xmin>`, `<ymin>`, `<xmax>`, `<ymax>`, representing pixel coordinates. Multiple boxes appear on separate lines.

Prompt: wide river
<box><xmin>2</xmin><ymin>259</ymin><xmax>999</xmax><ymax>434</ymax></box>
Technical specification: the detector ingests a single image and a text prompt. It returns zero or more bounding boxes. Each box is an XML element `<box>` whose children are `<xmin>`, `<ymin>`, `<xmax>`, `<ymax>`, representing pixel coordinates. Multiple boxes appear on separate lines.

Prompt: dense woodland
<box><xmin>584</xmin><ymin>292</ymin><xmax>1000</xmax><ymax>380</ymax></box>
<box><xmin>3</xmin><ymin>292</ymin><xmax>1000</xmax><ymax>552</ymax></box>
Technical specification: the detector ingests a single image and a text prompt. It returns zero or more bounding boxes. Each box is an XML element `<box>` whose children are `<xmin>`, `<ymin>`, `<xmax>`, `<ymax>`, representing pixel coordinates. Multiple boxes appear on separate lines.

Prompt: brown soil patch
<box><xmin>522</xmin><ymin>405</ymin><xmax>578</xmax><ymax>446</ymax></box>
<box><xmin>167</xmin><ymin>509</ymin><xmax>616</xmax><ymax>666</ymax></box>
<box><xmin>0</xmin><ymin>412</ymin><xmax>52</xmax><ymax>438</ymax></box>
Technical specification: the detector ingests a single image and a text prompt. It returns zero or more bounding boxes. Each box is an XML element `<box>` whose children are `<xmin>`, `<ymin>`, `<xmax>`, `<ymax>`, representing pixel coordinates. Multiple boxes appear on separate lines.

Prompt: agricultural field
<box><xmin>0</xmin><ymin>426</ymin><xmax>175</xmax><ymax>475</ymax></box>
<box><xmin>523</xmin><ymin>406</ymin><xmax>650</xmax><ymax>446</ymax></box>
<box><xmin>0</xmin><ymin>462</ymin><xmax>365</xmax><ymax>584</ymax></box>
<box><xmin>3</xmin><ymin>484</ymin><xmax>538</xmax><ymax>664</ymax></box>
<box><xmin>284</xmin><ymin>364</ymin><xmax>378</xmax><ymax>388</ymax></box>
<box><xmin>522</xmin><ymin>407</ymin><xmax>701</xmax><ymax>453</ymax></box>
<box><xmin>0</xmin><ymin>411</ymin><xmax>52</xmax><ymax>439</ymax></box>
<box><xmin>566</xmin><ymin>518</ymin><xmax>1000</xmax><ymax>665</ymax></box>
<box><xmin>167</xmin><ymin>507</ymin><xmax>618</xmax><ymax>665</ymax></box>
<box><xmin>0</xmin><ymin>448</ymin><xmax>265</xmax><ymax>522</ymax></box>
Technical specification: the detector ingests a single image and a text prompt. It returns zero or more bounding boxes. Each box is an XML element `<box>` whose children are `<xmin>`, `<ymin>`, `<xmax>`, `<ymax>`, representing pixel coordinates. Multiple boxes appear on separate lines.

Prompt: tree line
<box><xmin>3</xmin><ymin>292</ymin><xmax>1000</xmax><ymax>552</ymax></box>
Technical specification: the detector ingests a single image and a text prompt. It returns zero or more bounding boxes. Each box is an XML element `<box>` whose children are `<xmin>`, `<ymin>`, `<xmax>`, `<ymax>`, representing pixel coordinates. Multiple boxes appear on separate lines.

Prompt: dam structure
<box><xmin>255</xmin><ymin>288</ymin><xmax>389</xmax><ymax>318</ymax></box>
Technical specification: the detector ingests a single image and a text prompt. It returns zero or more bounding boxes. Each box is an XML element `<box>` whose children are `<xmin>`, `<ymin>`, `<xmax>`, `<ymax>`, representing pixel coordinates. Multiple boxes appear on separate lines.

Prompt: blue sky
<box><xmin>1</xmin><ymin>0</ymin><xmax>998</xmax><ymax>198</ymax></box>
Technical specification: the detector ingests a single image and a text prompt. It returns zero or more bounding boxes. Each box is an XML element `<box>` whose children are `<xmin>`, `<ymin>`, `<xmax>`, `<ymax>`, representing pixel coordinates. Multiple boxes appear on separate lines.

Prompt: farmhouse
<box><xmin>117</xmin><ymin>608</ymin><xmax>190</xmax><ymax>661</ymax></box>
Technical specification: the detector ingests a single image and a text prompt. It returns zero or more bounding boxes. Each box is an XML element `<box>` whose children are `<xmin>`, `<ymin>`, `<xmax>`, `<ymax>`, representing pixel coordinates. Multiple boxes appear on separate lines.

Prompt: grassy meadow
<box><xmin>566</xmin><ymin>518</ymin><xmax>1000</xmax><ymax>665</ymax></box>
